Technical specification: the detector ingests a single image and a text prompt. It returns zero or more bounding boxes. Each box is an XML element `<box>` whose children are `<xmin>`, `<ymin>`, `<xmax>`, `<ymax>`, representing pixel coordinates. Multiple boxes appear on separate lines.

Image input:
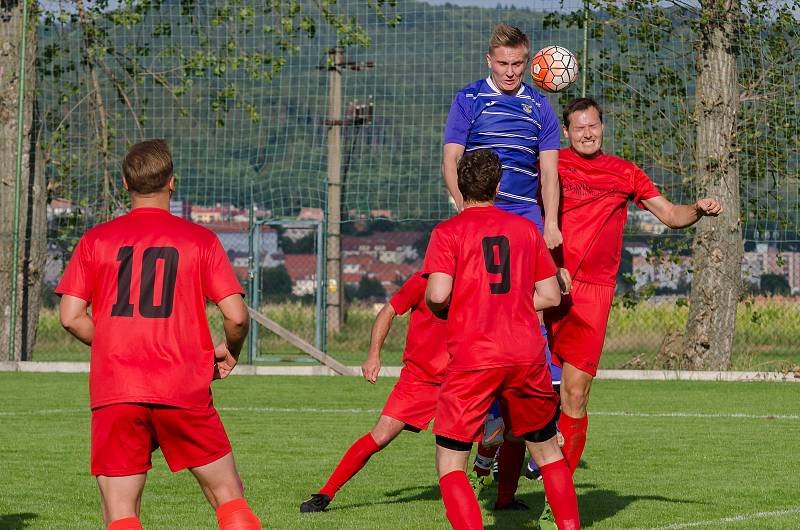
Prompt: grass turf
<box><xmin>1</xmin><ymin>373</ymin><xmax>799</xmax><ymax>529</ymax></box>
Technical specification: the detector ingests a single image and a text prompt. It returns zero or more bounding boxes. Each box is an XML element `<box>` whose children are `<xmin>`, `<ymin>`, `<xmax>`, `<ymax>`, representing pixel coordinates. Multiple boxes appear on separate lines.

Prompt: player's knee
<box><xmin>522</xmin><ymin>415</ymin><xmax>558</xmax><ymax>444</ymax></box>
<box><xmin>561</xmin><ymin>383</ymin><xmax>589</xmax><ymax>412</ymax></box>
<box><xmin>436</xmin><ymin>435</ymin><xmax>473</xmax><ymax>452</ymax></box>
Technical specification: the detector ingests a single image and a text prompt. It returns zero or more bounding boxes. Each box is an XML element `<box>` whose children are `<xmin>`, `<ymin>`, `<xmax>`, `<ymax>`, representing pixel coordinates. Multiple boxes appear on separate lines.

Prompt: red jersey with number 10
<box><xmin>55</xmin><ymin>207</ymin><xmax>244</xmax><ymax>410</ymax></box>
<box><xmin>423</xmin><ymin>206</ymin><xmax>557</xmax><ymax>371</ymax></box>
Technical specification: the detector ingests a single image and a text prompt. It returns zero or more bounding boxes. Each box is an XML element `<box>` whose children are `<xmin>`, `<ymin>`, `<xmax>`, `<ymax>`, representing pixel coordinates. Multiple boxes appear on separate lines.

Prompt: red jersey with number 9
<box><xmin>422</xmin><ymin>206</ymin><xmax>557</xmax><ymax>371</ymax></box>
<box><xmin>55</xmin><ymin>207</ymin><xmax>244</xmax><ymax>410</ymax></box>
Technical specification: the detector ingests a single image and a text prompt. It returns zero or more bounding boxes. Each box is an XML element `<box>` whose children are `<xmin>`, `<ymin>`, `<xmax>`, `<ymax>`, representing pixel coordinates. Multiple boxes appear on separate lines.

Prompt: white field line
<box><xmin>1</xmin><ymin>407</ymin><xmax>798</xmax><ymax>420</ymax></box>
<box><xmin>639</xmin><ymin>506</ymin><xmax>800</xmax><ymax>529</ymax></box>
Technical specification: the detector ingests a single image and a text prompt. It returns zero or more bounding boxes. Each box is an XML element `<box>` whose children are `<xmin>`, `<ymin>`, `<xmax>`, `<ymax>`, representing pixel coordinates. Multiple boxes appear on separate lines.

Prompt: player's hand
<box><xmin>213</xmin><ymin>341</ymin><xmax>238</xmax><ymax>380</ymax></box>
<box><xmin>543</xmin><ymin>224</ymin><xmax>563</xmax><ymax>250</ymax></box>
<box><xmin>695</xmin><ymin>198</ymin><xmax>722</xmax><ymax>217</ymax></box>
<box><xmin>557</xmin><ymin>268</ymin><xmax>572</xmax><ymax>294</ymax></box>
<box><xmin>362</xmin><ymin>355</ymin><xmax>381</xmax><ymax>384</ymax></box>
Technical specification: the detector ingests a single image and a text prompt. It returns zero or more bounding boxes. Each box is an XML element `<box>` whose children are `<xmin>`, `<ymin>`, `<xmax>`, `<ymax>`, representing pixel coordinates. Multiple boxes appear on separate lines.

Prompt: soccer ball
<box><xmin>530</xmin><ymin>46</ymin><xmax>579</xmax><ymax>93</ymax></box>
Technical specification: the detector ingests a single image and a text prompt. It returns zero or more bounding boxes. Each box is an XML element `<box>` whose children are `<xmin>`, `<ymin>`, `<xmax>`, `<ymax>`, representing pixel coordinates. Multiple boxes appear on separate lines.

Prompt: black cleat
<box><xmin>494</xmin><ymin>498</ymin><xmax>530</xmax><ymax>511</ymax></box>
<box><xmin>300</xmin><ymin>493</ymin><xmax>331</xmax><ymax>513</ymax></box>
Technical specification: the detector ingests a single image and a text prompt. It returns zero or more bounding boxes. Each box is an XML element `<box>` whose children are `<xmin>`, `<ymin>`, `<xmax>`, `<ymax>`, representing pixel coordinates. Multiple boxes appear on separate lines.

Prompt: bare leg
<box><xmin>189</xmin><ymin>453</ymin><xmax>243</xmax><ymax>509</ymax></box>
<box><xmin>370</xmin><ymin>415</ymin><xmax>407</xmax><ymax>448</ymax></box>
<box><xmin>96</xmin><ymin>474</ymin><xmax>147</xmax><ymax>526</ymax></box>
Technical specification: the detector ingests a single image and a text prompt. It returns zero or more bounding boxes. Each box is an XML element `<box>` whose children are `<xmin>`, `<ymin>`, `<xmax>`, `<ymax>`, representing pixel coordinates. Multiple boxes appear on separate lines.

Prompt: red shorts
<box><xmin>91</xmin><ymin>402</ymin><xmax>232</xmax><ymax>476</ymax></box>
<box><xmin>433</xmin><ymin>364</ymin><xmax>558</xmax><ymax>443</ymax></box>
<box><xmin>546</xmin><ymin>279</ymin><xmax>615</xmax><ymax>376</ymax></box>
<box><xmin>381</xmin><ymin>367</ymin><xmax>441</xmax><ymax>431</ymax></box>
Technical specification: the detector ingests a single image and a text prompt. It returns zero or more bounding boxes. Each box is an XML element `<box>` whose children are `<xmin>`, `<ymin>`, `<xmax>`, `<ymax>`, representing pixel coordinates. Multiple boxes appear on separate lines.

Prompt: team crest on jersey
<box><xmin>522</xmin><ymin>103</ymin><xmax>532</xmax><ymax>114</ymax></box>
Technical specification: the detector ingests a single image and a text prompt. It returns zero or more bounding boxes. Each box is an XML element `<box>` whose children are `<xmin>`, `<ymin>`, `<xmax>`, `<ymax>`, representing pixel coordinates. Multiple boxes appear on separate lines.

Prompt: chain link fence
<box><xmin>3</xmin><ymin>0</ymin><xmax>797</xmax><ymax>369</ymax></box>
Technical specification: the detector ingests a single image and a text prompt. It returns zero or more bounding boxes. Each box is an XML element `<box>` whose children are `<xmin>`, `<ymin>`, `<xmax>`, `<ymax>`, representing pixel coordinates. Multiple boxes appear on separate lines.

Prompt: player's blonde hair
<box><xmin>122</xmin><ymin>139</ymin><xmax>173</xmax><ymax>194</ymax></box>
<box><xmin>489</xmin><ymin>24</ymin><xmax>530</xmax><ymax>55</ymax></box>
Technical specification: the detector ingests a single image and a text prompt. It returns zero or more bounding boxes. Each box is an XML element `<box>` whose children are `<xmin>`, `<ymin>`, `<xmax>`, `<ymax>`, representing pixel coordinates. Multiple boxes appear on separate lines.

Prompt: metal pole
<box><xmin>247</xmin><ymin>204</ymin><xmax>256</xmax><ymax>364</ymax></box>
<box><xmin>582</xmin><ymin>0</ymin><xmax>590</xmax><ymax>98</ymax></box>
<box><xmin>315</xmin><ymin>221</ymin><xmax>326</xmax><ymax>351</ymax></box>
<box><xmin>9</xmin><ymin>0</ymin><xmax>31</xmax><ymax>361</ymax></box>
<box><xmin>325</xmin><ymin>47</ymin><xmax>344</xmax><ymax>333</ymax></box>
<box><xmin>252</xmin><ymin>222</ymin><xmax>262</xmax><ymax>359</ymax></box>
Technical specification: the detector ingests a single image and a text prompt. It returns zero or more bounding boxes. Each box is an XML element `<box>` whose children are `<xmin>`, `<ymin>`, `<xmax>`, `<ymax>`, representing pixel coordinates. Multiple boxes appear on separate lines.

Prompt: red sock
<box><xmin>439</xmin><ymin>470</ymin><xmax>484</xmax><ymax>530</ymax></box>
<box><xmin>540</xmin><ymin>459</ymin><xmax>580</xmax><ymax>530</ymax></box>
<box><xmin>494</xmin><ymin>440</ymin><xmax>526</xmax><ymax>507</ymax></box>
<box><xmin>107</xmin><ymin>517</ymin><xmax>143</xmax><ymax>530</ymax></box>
<box><xmin>472</xmin><ymin>444</ymin><xmax>498</xmax><ymax>477</ymax></box>
<box><xmin>319</xmin><ymin>433</ymin><xmax>380</xmax><ymax>499</ymax></box>
<box><xmin>216</xmin><ymin>498</ymin><xmax>261</xmax><ymax>530</ymax></box>
<box><xmin>558</xmin><ymin>413</ymin><xmax>588</xmax><ymax>474</ymax></box>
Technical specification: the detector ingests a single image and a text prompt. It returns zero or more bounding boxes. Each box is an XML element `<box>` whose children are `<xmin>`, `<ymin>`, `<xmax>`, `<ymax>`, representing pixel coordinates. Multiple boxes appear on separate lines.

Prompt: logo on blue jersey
<box><xmin>522</xmin><ymin>103</ymin><xmax>532</xmax><ymax>114</ymax></box>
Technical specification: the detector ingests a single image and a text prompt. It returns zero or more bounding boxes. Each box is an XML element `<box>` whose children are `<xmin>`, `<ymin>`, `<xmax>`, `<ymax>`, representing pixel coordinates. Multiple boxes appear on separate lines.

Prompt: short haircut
<box><xmin>489</xmin><ymin>24</ymin><xmax>530</xmax><ymax>54</ymax></box>
<box><xmin>122</xmin><ymin>139</ymin><xmax>173</xmax><ymax>194</ymax></box>
<box><xmin>562</xmin><ymin>97</ymin><xmax>603</xmax><ymax>127</ymax></box>
<box><xmin>457</xmin><ymin>149</ymin><xmax>502</xmax><ymax>203</ymax></box>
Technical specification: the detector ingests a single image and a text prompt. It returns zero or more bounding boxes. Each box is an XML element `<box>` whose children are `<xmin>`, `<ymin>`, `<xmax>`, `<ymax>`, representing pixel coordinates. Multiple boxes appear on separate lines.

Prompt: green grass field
<box><xmin>1</xmin><ymin>373</ymin><xmax>799</xmax><ymax>529</ymax></box>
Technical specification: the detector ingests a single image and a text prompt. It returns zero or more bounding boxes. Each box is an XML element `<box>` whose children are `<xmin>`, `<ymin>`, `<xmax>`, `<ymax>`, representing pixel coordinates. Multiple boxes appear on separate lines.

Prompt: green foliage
<box><xmin>261</xmin><ymin>265</ymin><xmax>294</xmax><ymax>300</ymax></box>
<box><xmin>759</xmin><ymin>273</ymin><xmax>790</xmax><ymax>296</ymax></box>
<box><xmin>347</xmin><ymin>274</ymin><xmax>386</xmax><ymax>301</ymax></box>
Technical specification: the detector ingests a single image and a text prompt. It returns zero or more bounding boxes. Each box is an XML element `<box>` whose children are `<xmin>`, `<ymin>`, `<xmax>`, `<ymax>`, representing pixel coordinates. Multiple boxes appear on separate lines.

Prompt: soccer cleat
<box><xmin>468</xmin><ymin>470</ymin><xmax>493</xmax><ymax>496</ymax></box>
<box><xmin>299</xmin><ymin>493</ymin><xmax>331</xmax><ymax>513</ymax></box>
<box><xmin>494</xmin><ymin>498</ymin><xmax>529</xmax><ymax>511</ymax></box>
<box><xmin>524</xmin><ymin>457</ymin><xmax>543</xmax><ymax>481</ymax></box>
<box><xmin>537</xmin><ymin>500</ymin><xmax>557</xmax><ymax>530</ymax></box>
<box><xmin>482</xmin><ymin>414</ymin><xmax>506</xmax><ymax>447</ymax></box>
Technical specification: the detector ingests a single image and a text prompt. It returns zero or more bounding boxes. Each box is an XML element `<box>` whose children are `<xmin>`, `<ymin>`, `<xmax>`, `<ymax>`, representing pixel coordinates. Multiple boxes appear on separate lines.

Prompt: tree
<box><xmin>1</xmin><ymin>0</ymin><xmax>46</xmax><ymax>361</ymax></box>
<box><xmin>352</xmin><ymin>274</ymin><xmax>385</xmax><ymax>301</ymax></box>
<box><xmin>261</xmin><ymin>265</ymin><xmax>294</xmax><ymax>301</ymax></box>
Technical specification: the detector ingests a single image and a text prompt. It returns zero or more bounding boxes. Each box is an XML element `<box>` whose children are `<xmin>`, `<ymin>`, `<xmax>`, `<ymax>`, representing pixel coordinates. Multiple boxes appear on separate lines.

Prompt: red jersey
<box><xmin>55</xmin><ymin>207</ymin><xmax>244</xmax><ymax>410</ymax></box>
<box><xmin>422</xmin><ymin>206</ymin><xmax>557</xmax><ymax>371</ymax></box>
<box><xmin>556</xmin><ymin>148</ymin><xmax>661</xmax><ymax>286</ymax></box>
<box><xmin>389</xmin><ymin>272</ymin><xmax>448</xmax><ymax>382</ymax></box>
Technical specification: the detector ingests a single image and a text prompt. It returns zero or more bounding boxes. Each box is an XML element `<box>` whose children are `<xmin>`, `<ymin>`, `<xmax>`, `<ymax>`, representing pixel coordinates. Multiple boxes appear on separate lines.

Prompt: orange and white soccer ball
<box><xmin>530</xmin><ymin>46</ymin><xmax>579</xmax><ymax>93</ymax></box>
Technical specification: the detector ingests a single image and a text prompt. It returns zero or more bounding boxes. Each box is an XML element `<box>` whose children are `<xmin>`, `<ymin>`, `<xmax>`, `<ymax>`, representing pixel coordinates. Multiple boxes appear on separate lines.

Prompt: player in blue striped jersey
<box><xmin>442</xmin><ymin>24</ymin><xmax>567</xmax><ymax>515</ymax></box>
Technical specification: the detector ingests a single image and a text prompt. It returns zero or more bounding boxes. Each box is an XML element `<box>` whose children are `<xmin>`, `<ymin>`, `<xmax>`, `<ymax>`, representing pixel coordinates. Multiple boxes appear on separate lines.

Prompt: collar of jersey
<box><xmin>485</xmin><ymin>76</ymin><xmax>526</xmax><ymax>96</ymax></box>
<box><xmin>129</xmin><ymin>207</ymin><xmax>171</xmax><ymax>215</ymax></box>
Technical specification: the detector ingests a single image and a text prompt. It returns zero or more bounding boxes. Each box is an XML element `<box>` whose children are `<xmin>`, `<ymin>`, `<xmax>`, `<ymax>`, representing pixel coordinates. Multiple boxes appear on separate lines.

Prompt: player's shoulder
<box><xmin>519</xmin><ymin>83</ymin><xmax>551</xmax><ymax>106</ymax></box>
<box><xmin>455</xmin><ymin>79</ymin><xmax>490</xmax><ymax>98</ymax></box>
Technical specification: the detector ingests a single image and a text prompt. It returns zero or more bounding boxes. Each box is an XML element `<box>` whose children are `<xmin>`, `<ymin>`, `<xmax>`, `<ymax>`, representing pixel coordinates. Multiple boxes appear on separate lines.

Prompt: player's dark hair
<box><xmin>457</xmin><ymin>149</ymin><xmax>502</xmax><ymax>203</ymax></box>
<box><xmin>489</xmin><ymin>24</ymin><xmax>530</xmax><ymax>55</ymax></box>
<box><xmin>563</xmin><ymin>98</ymin><xmax>603</xmax><ymax>127</ymax></box>
<box><xmin>122</xmin><ymin>139</ymin><xmax>173</xmax><ymax>194</ymax></box>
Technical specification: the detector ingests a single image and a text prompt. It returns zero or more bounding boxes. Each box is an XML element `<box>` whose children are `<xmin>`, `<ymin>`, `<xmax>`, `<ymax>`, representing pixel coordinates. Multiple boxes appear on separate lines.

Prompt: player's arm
<box><xmin>539</xmin><ymin>149</ymin><xmax>562</xmax><ymax>249</ymax></box>
<box><xmin>362</xmin><ymin>304</ymin><xmax>398</xmax><ymax>384</ymax></box>
<box><xmin>59</xmin><ymin>294</ymin><xmax>93</xmax><ymax>346</ymax></box>
<box><xmin>213</xmin><ymin>293</ymin><xmax>250</xmax><ymax>380</ymax></box>
<box><xmin>641</xmin><ymin>196</ymin><xmax>723</xmax><ymax>229</ymax></box>
<box><xmin>442</xmin><ymin>143</ymin><xmax>466</xmax><ymax>212</ymax></box>
<box><xmin>425</xmin><ymin>272</ymin><xmax>453</xmax><ymax>317</ymax></box>
<box><xmin>533</xmin><ymin>276</ymin><xmax>561</xmax><ymax>311</ymax></box>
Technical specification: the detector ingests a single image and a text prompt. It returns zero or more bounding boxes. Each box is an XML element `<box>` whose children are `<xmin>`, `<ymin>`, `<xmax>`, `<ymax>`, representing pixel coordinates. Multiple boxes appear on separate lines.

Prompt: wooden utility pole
<box><xmin>324</xmin><ymin>48</ymin><xmax>374</xmax><ymax>333</ymax></box>
<box><xmin>326</xmin><ymin>47</ymin><xmax>344</xmax><ymax>333</ymax></box>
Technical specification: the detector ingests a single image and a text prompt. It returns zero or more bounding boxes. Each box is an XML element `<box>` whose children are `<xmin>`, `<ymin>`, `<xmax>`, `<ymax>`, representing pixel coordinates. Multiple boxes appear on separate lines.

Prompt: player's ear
<box><xmin>168</xmin><ymin>175</ymin><xmax>175</xmax><ymax>193</ymax></box>
<box><xmin>121</xmin><ymin>176</ymin><xmax>129</xmax><ymax>191</ymax></box>
<box><xmin>562</xmin><ymin>125</ymin><xmax>569</xmax><ymax>139</ymax></box>
<box><xmin>486</xmin><ymin>53</ymin><xmax>491</xmax><ymax>68</ymax></box>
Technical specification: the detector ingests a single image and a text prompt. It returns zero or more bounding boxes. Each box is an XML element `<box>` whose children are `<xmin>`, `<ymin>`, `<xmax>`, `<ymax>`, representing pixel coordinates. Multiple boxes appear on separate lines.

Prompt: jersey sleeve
<box><xmin>443</xmin><ymin>91</ymin><xmax>472</xmax><ymax>146</ymax></box>
<box><xmin>203</xmin><ymin>236</ymin><xmax>245</xmax><ymax>303</ymax></box>
<box><xmin>389</xmin><ymin>273</ymin><xmax>425</xmax><ymax>316</ymax></box>
<box><xmin>55</xmin><ymin>236</ymin><xmax>93</xmax><ymax>302</ymax></box>
<box><xmin>422</xmin><ymin>226</ymin><xmax>457</xmax><ymax>278</ymax></box>
<box><xmin>632</xmin><ymin>164</ymin><xmax>661</xmax><ymax>208</ymax></box>
<box><xmin>537</xmin><ymin>96</ymin><xmax>561</xmax><ymax>152</ymax></box>
<box><xmin>532</xmin><ymin>230</ymin><xmax>558</xmax><ymax>282</ymax></box>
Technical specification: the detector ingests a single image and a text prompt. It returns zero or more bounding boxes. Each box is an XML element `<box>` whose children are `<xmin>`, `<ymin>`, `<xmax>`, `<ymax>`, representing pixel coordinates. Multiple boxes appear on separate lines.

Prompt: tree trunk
<box><xmin>683</xmin><ymin>0</ymin><xmax>742</xmax><ymax>369</ymax></box>
<box><xmin>0</xmin><ymin>0</ymin><xmax>43</xmax><ymax>361</ymax></box>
